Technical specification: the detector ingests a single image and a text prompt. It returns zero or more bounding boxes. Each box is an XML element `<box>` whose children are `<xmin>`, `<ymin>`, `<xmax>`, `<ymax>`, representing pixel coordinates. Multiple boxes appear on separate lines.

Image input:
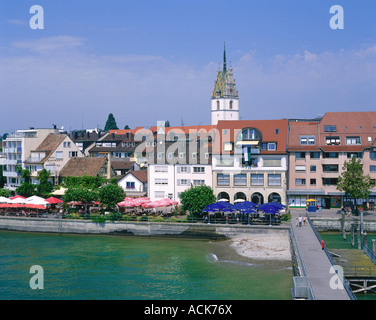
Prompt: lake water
<box><xmin>0</xmin><ymin>231</ymin><xmax>293</xmax><ymax>300</ymax></box>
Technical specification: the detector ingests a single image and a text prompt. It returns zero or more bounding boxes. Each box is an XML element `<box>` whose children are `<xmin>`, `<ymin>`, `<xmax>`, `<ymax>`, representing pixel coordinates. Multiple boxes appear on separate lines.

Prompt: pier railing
<box><xmin>363</xmin><ymin>245</ymin><xmax>376</xmax><ymax>265</ymax></box>
<box><xmin>289</xmin><ymin>221</ymin><xmax>316</xmax><ymax>300</ymax></box>
<box><xmin>306</xmin><ymin>214</ymin><xmax>357</xmax><ymax>300</ymax></box>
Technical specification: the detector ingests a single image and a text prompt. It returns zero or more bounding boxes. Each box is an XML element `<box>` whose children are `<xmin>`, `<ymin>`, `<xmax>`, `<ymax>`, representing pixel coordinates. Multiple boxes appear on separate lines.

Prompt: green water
<box><xmin>0</xmin><ymin>231</ymin><xmax>292</xmax><ymax>300</ymax></box>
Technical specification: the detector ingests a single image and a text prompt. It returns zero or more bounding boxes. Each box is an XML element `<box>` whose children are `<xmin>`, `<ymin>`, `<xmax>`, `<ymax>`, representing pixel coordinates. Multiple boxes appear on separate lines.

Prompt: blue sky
<box><xmin>1</xmin><ymin>0</ymin><xmax>375</xmax><ymax>133</ymax></box>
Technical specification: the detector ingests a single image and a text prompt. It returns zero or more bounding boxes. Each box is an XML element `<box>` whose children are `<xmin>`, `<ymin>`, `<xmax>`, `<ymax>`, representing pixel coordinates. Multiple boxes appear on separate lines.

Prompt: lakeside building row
<box><xmin>2</xmin><ymin>112</ymin><xmax>376</xmax><ymax>209</ymax></box>
<box><xmin>2</xmin><ymin>48</ymin><xmax>375</xmax><ymax>208</ymax></box>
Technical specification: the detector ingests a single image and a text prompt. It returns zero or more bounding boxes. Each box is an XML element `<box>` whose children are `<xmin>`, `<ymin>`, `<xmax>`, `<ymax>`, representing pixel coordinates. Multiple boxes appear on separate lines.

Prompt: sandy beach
<box><xmin>229</xmin><ymin>234</ymin><xmax>291</xmax><ymax>261</ymax></box>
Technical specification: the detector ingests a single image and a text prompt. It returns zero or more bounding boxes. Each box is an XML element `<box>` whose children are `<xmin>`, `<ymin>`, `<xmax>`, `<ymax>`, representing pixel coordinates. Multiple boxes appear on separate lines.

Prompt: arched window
<box><xmin>230</xmin><ymin>100</ymin><xmax>233</xmax><ymax>109</ymax></box>
<box><xmin>239</xmin><ymin>128</ymin><xmax>261</xmax><ymax>141</ymax></box>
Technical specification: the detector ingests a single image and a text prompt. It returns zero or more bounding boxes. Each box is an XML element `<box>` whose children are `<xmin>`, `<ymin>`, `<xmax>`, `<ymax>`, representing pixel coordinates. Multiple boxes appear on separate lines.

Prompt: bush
<box><xmin>91</xmin><ymin>215</ymin><xmax>106</xmax><ymax>223</ymax></box>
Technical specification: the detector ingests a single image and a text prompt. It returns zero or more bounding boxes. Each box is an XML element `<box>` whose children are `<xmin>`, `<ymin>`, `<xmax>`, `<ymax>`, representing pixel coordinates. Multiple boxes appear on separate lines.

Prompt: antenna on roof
<box><xmin>223</xmin><ymin>41</ymin><xmax>227</xmax><ymax>73</ymax></box>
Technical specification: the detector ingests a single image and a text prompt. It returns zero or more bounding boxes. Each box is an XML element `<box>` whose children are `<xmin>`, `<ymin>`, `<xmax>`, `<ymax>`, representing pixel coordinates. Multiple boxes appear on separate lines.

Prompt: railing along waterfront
<box><xmin>0</xmin><ymin>212</ymin><xmax>283</xmax><ymax>225</ymax></box>
<box><xmin>363</xmin><ymin>245</ymin><xmax>376</xmax><ymax>265</ymax></box>
<box><xmin>306</xmin><ymin>214</ymin><xmax>357</xmax><ymax>300</ymax></box>
<box><xmin>289</xmin><ymin>221</ymin><xmax>316</xmax><ymax>300</ymax></box>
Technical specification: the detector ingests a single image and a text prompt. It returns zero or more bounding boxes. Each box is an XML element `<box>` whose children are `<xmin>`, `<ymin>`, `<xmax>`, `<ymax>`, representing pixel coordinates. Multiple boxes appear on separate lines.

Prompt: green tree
<box><xmin>63</xmin><ymin>187</ymin><xmax>99</xmax><ymax>203</ymax></box>
<box><xmin>16</xmin><ymin>168</ymin><xmax>35</xmax><ymax>197</ymax></box>
<box><xmin>98</xmin><ymin>184</ymin><xmax>125</xmax><ymax>208</ymax></box>
<box><xmin>0</xmin><ymin>188</ymin><xmax>11</xmax><ymax>197</ymax></box>
<box><xmin>179</xmin><ymin>185</ymin><xmax>216</xmax><ymax>216</ymax></box>
<box><xmin>124</xmin><ymin>125</ymin><xmax>130</xmax><ymax>130</ymax></box>
<box><xmin>104</xmin><ymin>113</ymin><xmax>119</xmax><ymax>131</ymax></box>
<box><xmin>36</xmin><ymin>169</ymin><xmax>53</xmax><ymax>197</ymax></box>
<box><xmin>0</xmin><ymin>165</ymin><xmax>6</xmax><ymax>188</ymax></box>
<box><xmin>337</xmin><ymin>156</ymin><xmax>372</xmax><ymax>214</ymax></box>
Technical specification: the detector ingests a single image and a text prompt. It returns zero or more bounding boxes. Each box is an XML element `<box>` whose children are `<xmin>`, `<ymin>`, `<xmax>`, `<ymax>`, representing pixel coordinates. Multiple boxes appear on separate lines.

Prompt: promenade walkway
<box><xmin>290</xmin><ymin>209</ymin><xmax>351</xmax><ymax>300</ymax></box>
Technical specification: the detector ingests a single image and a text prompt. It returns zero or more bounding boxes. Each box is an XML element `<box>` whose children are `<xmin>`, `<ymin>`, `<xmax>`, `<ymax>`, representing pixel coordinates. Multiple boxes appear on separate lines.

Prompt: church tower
<box><xmin>211</xmin><ymin>44</ymin><xmax>239</xmax><ymax>126</ymax></box>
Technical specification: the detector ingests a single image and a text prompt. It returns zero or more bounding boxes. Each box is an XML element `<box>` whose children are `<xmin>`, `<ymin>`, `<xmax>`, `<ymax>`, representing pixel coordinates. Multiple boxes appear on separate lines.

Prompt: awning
<box><xmin>236</xmin><ymin>141</ymin><xmax>259</xmax><ymax>146</ymax></box>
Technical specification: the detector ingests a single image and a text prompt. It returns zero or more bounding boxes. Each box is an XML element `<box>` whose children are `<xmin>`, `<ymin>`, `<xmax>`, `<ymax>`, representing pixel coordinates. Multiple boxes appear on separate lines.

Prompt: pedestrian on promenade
<box><xmin>298</xmin><ymin>215</ymin><xmax>302</xmax><ymax>227</ymax></box>
<box><xmin>303</xmin><ymin>216</ymin><xmax>307</xmax><ymax>226</ymax></box>
<box><xmin>296</xmin><ymin>217</ymin><xmax>299</xmax><ymax>227</ymax></box>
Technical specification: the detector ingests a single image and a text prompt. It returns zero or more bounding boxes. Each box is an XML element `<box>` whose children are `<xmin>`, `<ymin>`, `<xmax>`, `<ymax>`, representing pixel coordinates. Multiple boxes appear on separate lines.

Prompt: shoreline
<box><xmin>229</xmin><ymin>234</ymin><xmax>292</xmax><ymax>261</ymax></box>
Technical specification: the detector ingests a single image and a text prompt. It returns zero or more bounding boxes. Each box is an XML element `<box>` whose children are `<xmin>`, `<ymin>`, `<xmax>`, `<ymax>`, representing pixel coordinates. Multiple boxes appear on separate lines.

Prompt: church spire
<box><xmin>223</xmin><ymin>41</ymin><xmax>227</xmax><ymax>73</ymax></box>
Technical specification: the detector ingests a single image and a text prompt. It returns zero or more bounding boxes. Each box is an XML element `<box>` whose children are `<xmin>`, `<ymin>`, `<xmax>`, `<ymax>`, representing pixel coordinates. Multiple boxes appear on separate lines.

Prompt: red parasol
<box><xmin>45</xmin><ymin>197</ymin><xmax>63</xmax><ymax>204</ymax></box>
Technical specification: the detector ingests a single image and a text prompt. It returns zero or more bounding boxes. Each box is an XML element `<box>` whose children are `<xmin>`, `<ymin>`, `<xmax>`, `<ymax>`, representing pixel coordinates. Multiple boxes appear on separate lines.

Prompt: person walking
<box><xmin>298</xmin><ymin>215</ymin><xmax>302</xmax><ymax>227</ymax></box>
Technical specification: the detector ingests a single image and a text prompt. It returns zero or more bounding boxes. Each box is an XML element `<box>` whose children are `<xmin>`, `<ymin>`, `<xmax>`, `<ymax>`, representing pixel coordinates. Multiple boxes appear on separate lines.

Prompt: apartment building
<box><xmin>2</xmin><ymin>128</ymin><xmax>59</xmax><ymax>191</ymax></box>
<box><xmin>148</xmin><ymin>139</ymin><xmax>213</xmax><ymax>202</ymax></box>
<box><xmin>287</xmin><ymin>112</ymin><xmax>376</xmax><ymax>208</ymax></box>
<box><xmin>24</xmin><ymin>133</ymin><xmax>84</xmax><ymax>185</ymax></box>
<box><xmin>212</xmin><ymin>119</ymin><xmax>289</xmax><ymax>205</ymax></box>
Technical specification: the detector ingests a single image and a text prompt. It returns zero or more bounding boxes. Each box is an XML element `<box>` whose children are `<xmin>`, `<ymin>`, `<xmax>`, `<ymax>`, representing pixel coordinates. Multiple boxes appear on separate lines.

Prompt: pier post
<box><xmin>341</xmin><ymin>213</ymin><xmax>346</xmax><ymax>240</ymax></box>
<box><xmin>357</xmin><ymin>228</ymin><xmax>361</xmax><ymax>250</ymax></box>
<box><xmin>351</xmin><ymin>224</ymin><xmax>355</xmax><ymax>247</ymax></box>
<box><xmin>372</xmin><ymin>239</ymin><xmax>375</xmax><ymax>255</ymax></box>
<box><xmin>363</xmin><ymin>232</ymin><xmax>367</xmax><ymax>248</ymax></box>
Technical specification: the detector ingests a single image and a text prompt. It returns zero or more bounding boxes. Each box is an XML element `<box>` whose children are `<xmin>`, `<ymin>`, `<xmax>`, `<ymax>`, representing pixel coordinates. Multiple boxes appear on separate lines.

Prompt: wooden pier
<box><xmin>331</xmin><ymin>249</ymin><xmax>376</xmax><ymax>294</ymax></box>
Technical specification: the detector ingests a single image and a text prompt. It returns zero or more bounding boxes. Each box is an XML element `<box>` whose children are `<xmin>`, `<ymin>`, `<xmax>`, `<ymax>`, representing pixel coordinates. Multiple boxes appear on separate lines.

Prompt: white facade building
<box><xmin>3</xmin><ymin>128</ymin><xmax>59</xmax><ymax>191</ymax></box>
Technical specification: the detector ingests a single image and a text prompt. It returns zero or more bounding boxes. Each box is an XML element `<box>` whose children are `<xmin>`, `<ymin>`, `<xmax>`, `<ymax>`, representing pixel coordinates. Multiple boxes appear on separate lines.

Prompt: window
<box><xmin>300</xmin><ymin>136</ymin><xmax>316</xmax><ymax>145</ymax></box>
<box><xmin>295</xmin><ymin>152</ymin><xmax>306</xmax><ymax>159</ymax></box>
<box><xmin>310</xmin><ymin>152</ymin><xmax>320</xmax><ymax>159</ymax></box>
<box><xmin>240</xmin><ymin>128</ymin><xmax>261</xmax><ymax>141</ymax></box>
<box><xmin>193</xmin><ymin>167</ymin><xmax>205</xmax><ymax>173</ymax></box>
<box><xmin>217</xmin><ymin>174</ymin><xmax>230</xmax><ymax>186</ymax></box>
<box><xmin>155</xmin><ymin>178</ymin><xmax>168</xmax><ymax>185</ymax></box>
<box><xmin>155</xmin><ymin>166</ymin><xmax>168</xmax><ymax>172</ymax></box>
<box><xmin>323</xmin><ymin>152</ymin><xmax>338</xmax><ymax>159</ymax></box>
<box><xmin>178</xmin><ymin>166</ymin><xmax>190</xmax><ymax>173</ymax></box>
<box><xmin>268</xmin><ymin>174</ymin><xmax>281</xmax><ymax>186</ymax></box>
<box><xmin>56</xmin><ymin>151</ymin><xmax>63</xmax><ymax>160</ymax></box>
<box><xmin>126</xmin><ymin>182</ymin><xmax>135</xmax><ymax>189</ymax></box>
<box><xmin>310</xmin><ymin>179</ymin><xmax>316</xmax><ymax>185</ymax></box>
<box><xmin>275</xmin><ymin>128</ymin><xmax>279</xmax><ymax>134</ymax></box>
<box><xmin>295</xmin><ymin>179</ymin><xmax>306</xmax><ymax>185</ymax></box>
<box><xmin>251</xmin><ymin>174</ymin><xmax>264</xmax><ymax>186</ymax></box>
<box><xmin>295</xmin><ymin>165</ymin><xmax>306</xmax><ymax>172</ymax></box>
<box><xmin>155</xmin><ymin>191</ymin><xmax>164</xmax><ymax>198</ymax></box>
<box><xmin>267</xmin><ymin>143</ymin><xmax>276</xmax><ymax>151</ymax></box>
<box><xmin>324</xmin><ymin>125</ymin><xmax>336</xmax><ymax>132</ymax></box>
<box><xmin>193</xmin><ymin>180</ymin><xmax>205</xmax><ymax>186</ymax></box>
<box><xmin>347</xmin><ymin>152</ymin><xmax>362</xmax><ymax>159</ymax></box>
<box><xmin>178</xmin><ymin>179</ymin><xmax>190</xmax><ymax>186</ymax></box>
<box><xmin>234</xmin><ymin>174</ymin><xmax>247</xmax><ymax>186</ymax></box>
<box><xmin>263</xmin><ymin>158</ymin><xmax>281</xmax><ymax>167</ymax></box>
<box><xmin>217</xmin><ymin>101</ymin><xmax>220</xmax><ymax>110</ymax></box>
<box><xmin>229</xmin><ymin>100</ymin><xmax>233</xmax><ymax>109</ymax></box>
<box><xmin>326</xmin><ymin>136</ymin><xmax>340</xmax><ymax>145</ymax></box>
<box><xmin>69</xmin><ymin>151</ymin><xmax>78</xmax><ymax>158</ymax></box>
<box><xmin>323</xmin><ymin>164</ymin><xmax>338</xmax><ymax>172</ymax></box>
<box><xmin>323</xmin><ymin>178</ymin><xmax>338</xmax><ymax>185</ymax></box>
<box><xmin>223</xmin><ymin>142</ymin><xmax>233</xmax><ymax>151</ymax></box>
<box><xmin>371</xmin><ymin>152</ymin><xmax>376</xmax><ymax>160</ymax></box>
<box><xmin>370</xmin><ymin>165</ymin><xmax>376</xmax><ymax>172</ymax></box>
<box><xmin>346</xmin><ymin>136</ymin><xmax>361</xmax><ymax>145</ymax></box>
<box><xmin>310</xmin><ymin>165</ymin><xmax>316</xmax><ymax>172</ymax></box>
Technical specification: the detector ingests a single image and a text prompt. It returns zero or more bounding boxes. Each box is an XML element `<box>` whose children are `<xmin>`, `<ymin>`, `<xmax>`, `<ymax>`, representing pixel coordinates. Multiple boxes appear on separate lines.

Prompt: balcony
<box><xmin>4</xmin><ymin>171</ymin><xmax>19</xmax><ymax>178</ymax></box>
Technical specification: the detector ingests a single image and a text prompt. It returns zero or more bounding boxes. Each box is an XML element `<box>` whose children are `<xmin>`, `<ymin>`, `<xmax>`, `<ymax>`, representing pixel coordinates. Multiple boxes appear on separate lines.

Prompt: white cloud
<box><xmin>11</xmin><ymin>36</ymin><xmax>86</xmax><ymax>54</ymax></box>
